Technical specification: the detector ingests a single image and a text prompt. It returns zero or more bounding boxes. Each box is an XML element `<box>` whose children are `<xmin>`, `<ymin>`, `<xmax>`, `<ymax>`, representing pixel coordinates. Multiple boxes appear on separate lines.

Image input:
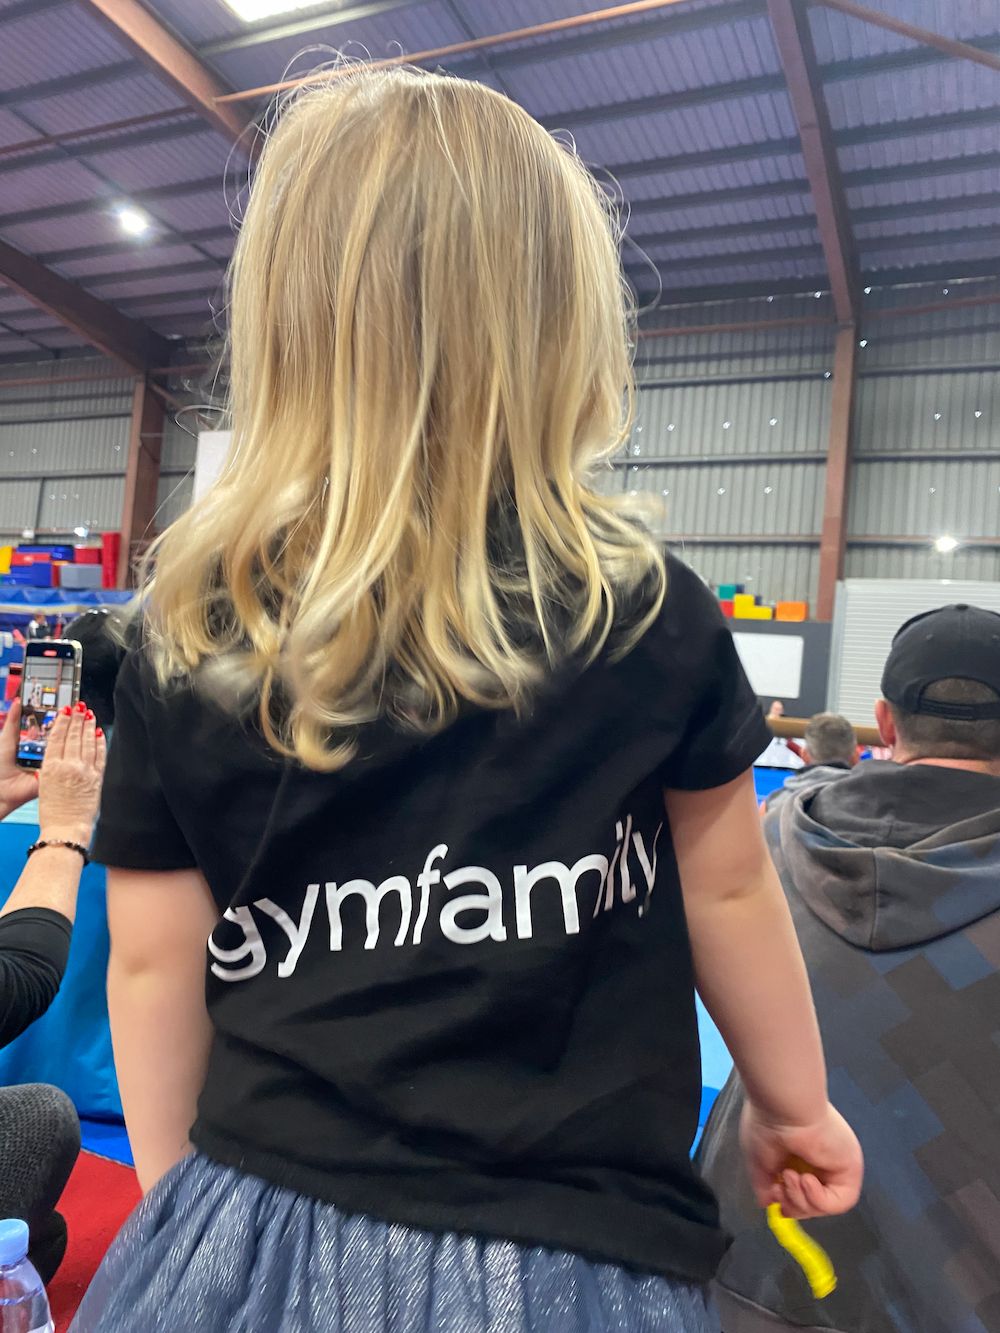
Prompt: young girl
<box><xmin>74</xmin><ymin>66</ymin><xmax>861</xmax><ymax>1332</ymax></box>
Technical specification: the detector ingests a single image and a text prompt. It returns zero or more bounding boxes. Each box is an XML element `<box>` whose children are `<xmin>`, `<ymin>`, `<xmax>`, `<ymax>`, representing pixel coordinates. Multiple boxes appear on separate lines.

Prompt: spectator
<box><xmin>700</xmin><ymin>603</ymin><xmax>1000</xmax><ymax>1333</ymax></box>
<box><xmin>25</xmin><ymin>614</ymin><xmax>50</xmax><ymax>642</ymax></box>
<box><xmin>0</xmin><ymin>702</ymin><xmax>106</xmax><ymax>1281</ymax></box>
<box><xmin>763</xmin><ymin>712</ymin><xmax>857</xmax><ymax>816</ymax></box>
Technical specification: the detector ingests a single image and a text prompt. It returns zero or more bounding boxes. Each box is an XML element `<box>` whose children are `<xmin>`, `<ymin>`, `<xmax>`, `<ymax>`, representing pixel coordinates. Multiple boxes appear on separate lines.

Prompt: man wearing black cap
<box><xmin>700</xmin><ymin>604</ymin><xmax>1000</xmax><ymax>1333</ymax></box>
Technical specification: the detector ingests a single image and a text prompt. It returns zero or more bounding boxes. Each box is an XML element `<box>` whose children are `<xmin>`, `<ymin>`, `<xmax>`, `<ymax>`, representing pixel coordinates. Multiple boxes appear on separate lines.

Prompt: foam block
<box><xmin>719</xmin><ymin>599</ymin><xmax>734</xmax><ymax>618</ymax></box>
<box><xmin>776</xmin><ymin>600</ymin><xmax>808</xmax><ymax>622</ymax></box>
<box><xmin>732</xmin><ymin>593</ymin><xmax>757</xmax><ymax>616</ymax></box>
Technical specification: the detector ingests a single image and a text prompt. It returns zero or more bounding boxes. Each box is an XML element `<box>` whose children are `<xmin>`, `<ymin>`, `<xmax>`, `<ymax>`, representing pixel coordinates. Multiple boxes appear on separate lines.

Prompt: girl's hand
<box><xmin>38</xmin><ymin>703</ymin><xmax>107</xmax><ymax>846</ymax></box>
<box><xmin>740</xmin><ymin>1100</ymin><xmax>864</xmax><ymax>1220</ymax></box>
<box><xmin>0</xmin><ymin>699</ymin><xmax>43</xmax><ymax>818</ymax></box>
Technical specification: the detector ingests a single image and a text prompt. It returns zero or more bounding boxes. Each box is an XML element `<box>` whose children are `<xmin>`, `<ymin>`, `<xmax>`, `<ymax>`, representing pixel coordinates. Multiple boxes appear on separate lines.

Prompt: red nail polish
<box><xmin>75</xmin><ymin>701</ymin><xmax>86</xmax><ymax>713</ymax></box>
<box><xmin>95</xmin><ymin>728</ymin><xmax>104</xmax><ymax>739</ymax></box>
<box><xmin>61</xmin><ymin>706</ymin><xmax>72</xmax><ymax>716</ymax></box>
<box><xmin>85</xmin><ymin>710</ymin><xmax>94</xmax><ymax>721</ymax></box>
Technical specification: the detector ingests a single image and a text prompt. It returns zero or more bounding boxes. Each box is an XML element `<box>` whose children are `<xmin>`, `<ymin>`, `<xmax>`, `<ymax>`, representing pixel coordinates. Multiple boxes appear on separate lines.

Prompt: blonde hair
<box><xmin>144</xmin><ymin>65</ymin><xmax>664</xmax><ymax>769</ymax></box>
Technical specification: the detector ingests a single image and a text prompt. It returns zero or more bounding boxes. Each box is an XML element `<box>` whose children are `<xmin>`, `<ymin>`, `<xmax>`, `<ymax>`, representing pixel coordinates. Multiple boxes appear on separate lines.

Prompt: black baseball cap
<box><xmin>881</xmin><ymin>604</ymin><xmax>1000</xmax><ymax>720</ymax></box>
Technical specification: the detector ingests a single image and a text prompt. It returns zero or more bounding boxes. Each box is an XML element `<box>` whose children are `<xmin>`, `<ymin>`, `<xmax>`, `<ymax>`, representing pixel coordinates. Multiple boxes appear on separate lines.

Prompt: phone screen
<box><xmin>18</xmin><ymin>640</ymin><xmax>81</xmax><ymax>769</ymax></box>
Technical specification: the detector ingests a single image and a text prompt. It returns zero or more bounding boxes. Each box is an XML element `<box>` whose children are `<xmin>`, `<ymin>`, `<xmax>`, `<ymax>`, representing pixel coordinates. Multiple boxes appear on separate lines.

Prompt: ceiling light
<box><xmin>975</xmin><ymin>410</ymin><xmax>983</xmax><ymax>419</ymax></box>
<box><xmin>667</xmin><ymin>423</ymin><xmax>675</xmax><ymax>431</ymax></box>
<box><xmin>934</xmin><ymin>535</ymin><xmax>958</xmax><ymax>554</ymax></box>
<box><xmin>722</xmin><ymin>420</ymin><xmax>732</xmax><ymax>429</ymax></box>
<box><xmin>858</xmin><ymin>339</ymin><xmax>868</xmax><ymax>348</ymax></box>
<box><xmin>864</xmin><ymin>286</ymin><xmax>872</xmax><ymax>295</ymax></box>
<box><xmin>115</xmin><ymin>204</ymin><xmax>150</xmax><ymax>236</ymax></box>
<box><xmin>823</xmin><ymin>370</ymin><xmax>832</xmax><ymax>379</ymax></box>
<box><xmin>942</xmin><ymin>287</ymin><xmax>949</xmax><ymax>295</ymax></box>
<box><xmin>717</xmin><ymin>487</ymin><xmax>726</xmax><ymax>495</ymax></box>
<box><xmin>928</xmin><ymin>487</ymin><xmax>936</xmax><ymax>494</ymax></box>
<box><xmin>933</xmin><ymin>412</ymin><xmax>942</xmax><ymax>421</ymax></box>
<box><xmin>769</xmin><ymin>417</ymin><xmax>778</xmax><ymax>426</ymax></box>
<box><xmin>764</xmin><ymin>485</ymin><xmax>773</xmax><ymax>494</ymax></box>
<box><xmin>766</xmin><ymin>295</ymin><xmax>774</xmax><ymax>303</ymax></box>
<box><xmin>662</xmin><ymin>489</ymin><xmax>670</xmax><ymax>496</ymax></box>
<box><xmin>221</xmin><ymin>0</ymin><xmax>326</xmax><ymax>19</ymax></box>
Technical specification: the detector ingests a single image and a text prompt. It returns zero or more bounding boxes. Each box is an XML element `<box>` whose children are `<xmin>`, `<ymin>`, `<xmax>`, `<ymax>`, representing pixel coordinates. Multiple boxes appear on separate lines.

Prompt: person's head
<box><xmin>875</xmin><ymin>604</ymin><xmax>1000</xmax><ymax>766</ymax></box>
<box><xmin>768</xmin><ymin>701</ymin><xmax>785</xmax><ymax>719</ymax></box>
<box><xmin>24</xmin><ymin>715</ymin><xmax>40</xmax><ymax>737</ymax></box>
<box><xmin>64</xmin><ymin>609</ymin><xmax>127</xmax><ymax>731</ymax></box>
<box><xmin>802</xmin><ymin>713</ymin><xmax>857</xmax><ymax>768</ymax></box>
<box><xmin>143</xmin><ymin>65</ymin><xmax>663</xmax><ymax>769</ymax></box>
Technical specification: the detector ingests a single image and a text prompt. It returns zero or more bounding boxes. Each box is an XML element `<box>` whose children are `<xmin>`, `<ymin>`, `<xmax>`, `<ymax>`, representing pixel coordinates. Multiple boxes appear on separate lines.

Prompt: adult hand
<box><xmin>0</xmin><ymin>699</ymin><xmax>43</xmax><ymax>819</ymax></box>
<box><xmin>740</xmin><ymin>1100</ymin><xmax>863</xmax><ymax>1220</ymax></box>
<box><xmin>38</xmin><ymin>703</ymin><xmax>106</xmax><ymax>847</ymax></box>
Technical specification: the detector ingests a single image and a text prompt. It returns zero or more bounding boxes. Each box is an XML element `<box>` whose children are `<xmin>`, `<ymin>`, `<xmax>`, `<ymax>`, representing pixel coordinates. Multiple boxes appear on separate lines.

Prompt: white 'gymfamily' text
<box><xmin>208</xmin><ymin>816</ymin><xmax>663</xmax><ymax>983</ymax></box>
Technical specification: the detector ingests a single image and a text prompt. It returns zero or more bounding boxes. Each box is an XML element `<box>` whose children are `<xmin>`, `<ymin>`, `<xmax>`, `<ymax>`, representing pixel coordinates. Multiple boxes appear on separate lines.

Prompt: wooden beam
<box><xmin>118</xmin><ymin>378</ymin><xmax>165</xmax><ymax>588</ymax></box>
<box><xmin>814</xmin><ymin>0</ymin><xmax>1000</xmax><ymax>73</ymax></box>
<box><xmin>767</xmin><ymin>0</ymin><xmax>857</xmax><ymax>323</ymax></box>
<box><xmin>0</xmin><ymin>238</ymin><xmax>168</xmax><ymax>374</ymax></box>
<box><xmin>817</xmin><ymin>326</ymin><xmax>857</xmax><ymax>620</ymax></box>
<box><xmin>79</xmin><ymin>0</ymin><xmax>255</xmax><ymax>147</ymax></box>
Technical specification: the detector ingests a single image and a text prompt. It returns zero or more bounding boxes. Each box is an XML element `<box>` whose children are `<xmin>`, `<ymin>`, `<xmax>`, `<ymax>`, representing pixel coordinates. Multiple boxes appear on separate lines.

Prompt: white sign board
<box><xmin>193</xmin><ymin>429</ymin><xmax>233</xmax><ymax>503</ymax></box>
<box><xmin>732</xmin><ymin>631</ymin><xmax>804</xmax><ymax>700</ymax></box>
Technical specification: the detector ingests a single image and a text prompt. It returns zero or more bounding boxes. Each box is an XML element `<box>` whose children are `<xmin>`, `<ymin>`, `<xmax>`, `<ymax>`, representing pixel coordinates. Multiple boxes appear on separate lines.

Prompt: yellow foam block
<box><xmin>742</xmin><ymin>605</ymin><xmax>774</xmax><ymax>620</ymax></box>
<box><xmin>0</xmin><ymin>546</ymin><xmax>10</xmax><ymax>574</ymax></box>
<box><xmin>732</xmin><ymin>593</ymin><xmax>757</xmax><ymax>615</ymax></box>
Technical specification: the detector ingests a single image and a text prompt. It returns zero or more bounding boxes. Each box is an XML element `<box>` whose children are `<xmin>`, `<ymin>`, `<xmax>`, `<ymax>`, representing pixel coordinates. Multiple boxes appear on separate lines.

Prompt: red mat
<box><xmin>49</xmin><ymin>1150</ymin><xmax>141</xmax><ymax>1331</ymax></box>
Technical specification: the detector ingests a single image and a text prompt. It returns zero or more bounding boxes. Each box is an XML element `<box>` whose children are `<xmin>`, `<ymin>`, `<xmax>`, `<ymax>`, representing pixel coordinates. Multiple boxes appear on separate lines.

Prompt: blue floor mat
<box><xmin>80</xmin><ymin>1117</ymin><xmax>133</xmax><ymax>1166</ymax></box>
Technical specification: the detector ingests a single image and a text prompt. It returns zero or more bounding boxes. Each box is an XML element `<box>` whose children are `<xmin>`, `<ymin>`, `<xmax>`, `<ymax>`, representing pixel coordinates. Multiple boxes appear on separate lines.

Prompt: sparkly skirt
<box><xmin>70</xmin><ymin>1153</ymin><xmax>719</xmax><ymax>1332</ymax></box>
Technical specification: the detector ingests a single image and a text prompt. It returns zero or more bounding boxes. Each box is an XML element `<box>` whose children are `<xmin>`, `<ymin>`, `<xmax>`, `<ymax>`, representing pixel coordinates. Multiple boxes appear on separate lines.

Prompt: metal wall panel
<box><xmin>854</xmin><ymin>370</ymin><xmax>1000</xmax><ymax>455</ymax></box>
<box><xmin>672</xmin><ymin>543</ymin><xmax>820</xmax><ymax>606</ymax></box>
<box><xmin>0</xmin><ymin>416</ymin><xmax>130</xmax><ymax>476</ymax></box>
<box><xmin>0</xmin><ymin>479</ymin><xmax>42</xmax><ymax>533</ymax></box>
<box><xmin>37</xmin><ymin>476</ymin><xmax>125</xmax><ymax>533</ymax></box>
<box><xmin>160</xmin><ymin>413</ymin><xmax>198</xmax><ymax>472</ymax></box>
<box><xmin>633</xmin><ymin>378</ymin><xmax>831</xmax><ymax>459</ymax></box>
<box><xmin>844</xmin><ymin>545</ymin><xmax>1000</xmax><ymax>584</ymax></box>
<box><xmin>624</xmin><ymin>460</ymin><xmax>824</xmax><ymax>537</ymax></box>
<box><xmin>156</xmin><ymin>472</ymin><xmax>194</xmax><ymax>531</ymax></box>
<box><xmin>849</xmin><ymin>458</ymin><xmax>1000</xmax><ymax>538</ymax></box>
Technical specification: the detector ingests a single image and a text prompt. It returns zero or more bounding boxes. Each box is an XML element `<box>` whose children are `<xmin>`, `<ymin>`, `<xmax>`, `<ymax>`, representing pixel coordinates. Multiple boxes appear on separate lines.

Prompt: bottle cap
<box><xmin>0</xmin><ymin>1219</ymin><xmax>29</xmax><ymax>1267</ymax></box>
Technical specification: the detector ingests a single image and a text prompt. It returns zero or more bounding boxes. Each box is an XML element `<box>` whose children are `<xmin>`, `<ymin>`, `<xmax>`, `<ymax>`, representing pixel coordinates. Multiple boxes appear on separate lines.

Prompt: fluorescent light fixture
<box><xmin>934</xmin><ymin>535</ymin><xmax>958</xmax><ymax>554</ymax></box>
<box><xmin>73</xmin><ymin>525</ymin><xmax>89</xmax><ymax>538</ymax></box>
<box><xmin>222</xmin><ymin>0</ymin><xmax>326</xmax><ymax>20</ymax></box>
<box><xmin>115</xmin><ymin>204</ymin><xmax>150</xmax><ymax>236</ymax></box>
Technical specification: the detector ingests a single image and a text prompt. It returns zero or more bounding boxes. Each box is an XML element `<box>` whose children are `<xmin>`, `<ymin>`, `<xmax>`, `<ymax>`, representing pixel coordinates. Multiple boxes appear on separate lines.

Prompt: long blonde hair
<box><xmin>145</xmin><ymin>65</ymin><xmax>664</xmax><ymax>769</ymax></box>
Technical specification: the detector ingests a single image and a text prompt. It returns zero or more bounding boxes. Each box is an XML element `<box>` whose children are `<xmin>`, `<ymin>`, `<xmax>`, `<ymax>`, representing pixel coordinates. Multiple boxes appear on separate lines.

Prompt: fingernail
<box><xmin>95</xmin><ymin>728</ymin><xmax>104</xmax><ymax>738</ymax></box>
<box><xmin>75</xmin><ymin>701</ymin><xmax>86</xmax><ymax>713</ymax></box>
<box><xmin>85</xmin><ymin>710</ymin><xmax>94</xmax><ymax>721</ymax></box>
<box><xmin>61</xmin><ymin>706</ymin><xmax>72</xmax><ymax>716</ymax></box>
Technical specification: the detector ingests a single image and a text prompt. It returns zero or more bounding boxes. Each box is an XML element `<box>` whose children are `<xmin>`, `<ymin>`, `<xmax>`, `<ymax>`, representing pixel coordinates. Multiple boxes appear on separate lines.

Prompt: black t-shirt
<box><xmin>0</xmin><ymin>907</ymin><xmax>72</xmax><ymax>1048</ymax></box>
<box><xmin>94</xmin><ymin>553</ymin><xmax>768</xmax><ymax>1283</ymax></box>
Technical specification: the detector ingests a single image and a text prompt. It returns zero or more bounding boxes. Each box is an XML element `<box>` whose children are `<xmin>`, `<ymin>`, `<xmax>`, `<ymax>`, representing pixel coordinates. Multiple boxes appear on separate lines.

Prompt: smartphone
<box><xmin>16</xmin><ymin>638</ymin><xmax>83</xmax><ymax>770</ymax></box>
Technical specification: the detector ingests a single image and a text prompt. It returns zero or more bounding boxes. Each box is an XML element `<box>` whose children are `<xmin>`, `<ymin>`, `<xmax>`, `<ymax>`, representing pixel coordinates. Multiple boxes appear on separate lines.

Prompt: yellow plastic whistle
<box><xmin>766</xmin><ymin>1203</ymin><xmax>837</xmax><ymax>1300</ymax></box>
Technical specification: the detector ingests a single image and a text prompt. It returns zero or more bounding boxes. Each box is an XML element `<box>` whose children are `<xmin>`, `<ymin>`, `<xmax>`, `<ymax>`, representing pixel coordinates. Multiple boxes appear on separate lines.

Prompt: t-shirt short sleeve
<box><xmin>91</xmin><ymin>650</ymin><xmax>197</xmax><ymax>871</ymax></box>
<box><xmin>641</xmin><ymin>554</ymin><xmax>772</xmax><ymax>791</ymax></box>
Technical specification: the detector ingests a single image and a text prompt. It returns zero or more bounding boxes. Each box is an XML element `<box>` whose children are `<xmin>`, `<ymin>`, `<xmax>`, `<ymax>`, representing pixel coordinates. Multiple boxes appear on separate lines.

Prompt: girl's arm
<box><xmin>107</xmin><ymin>867</ymin><xmax>217</xmax><ymax>1194</ymax></box>
<box><xmin>667</xmin><ymin>770</ymin><xmax>863</xmax><ymax>1219</ymax></box>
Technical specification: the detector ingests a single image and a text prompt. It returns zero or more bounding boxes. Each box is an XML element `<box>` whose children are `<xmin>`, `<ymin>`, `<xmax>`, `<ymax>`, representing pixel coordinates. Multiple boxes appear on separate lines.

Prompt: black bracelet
<box><xmin>26</xmin><ymin>839</ymin><xmax>90</xmax><ymax>866</ymax></box>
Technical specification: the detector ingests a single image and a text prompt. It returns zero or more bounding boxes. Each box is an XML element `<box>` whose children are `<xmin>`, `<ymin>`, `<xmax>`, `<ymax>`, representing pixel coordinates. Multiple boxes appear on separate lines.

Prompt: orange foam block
<box><xmin>776</xmin><ymin>600</ymin><xmax>808</xmax><ymax>622</ymax></box>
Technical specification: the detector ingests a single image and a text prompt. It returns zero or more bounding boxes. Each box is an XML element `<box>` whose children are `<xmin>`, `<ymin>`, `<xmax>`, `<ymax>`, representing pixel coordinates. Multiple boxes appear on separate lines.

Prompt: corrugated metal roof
<box><xmin>0</xmin><ymin>3</ymin><xmax>131</xmax><ymax>89</ymax></box>
<box><xmin>0</xmin><ymin>0</ymin><xmax>996</xmax><ymax>360</ymax></box>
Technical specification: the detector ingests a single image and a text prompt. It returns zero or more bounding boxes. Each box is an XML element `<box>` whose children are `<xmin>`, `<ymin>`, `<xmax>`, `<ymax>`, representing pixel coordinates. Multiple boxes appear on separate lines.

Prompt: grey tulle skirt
<box><xmin>70</xmin><ymin>1153</ymin><xmax>719</xmax><ymax>1332</ymax></box>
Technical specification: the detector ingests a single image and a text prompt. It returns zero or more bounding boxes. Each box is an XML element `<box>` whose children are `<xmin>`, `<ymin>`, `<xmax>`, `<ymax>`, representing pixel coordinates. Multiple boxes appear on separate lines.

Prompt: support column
<box><xmin>816</xmin><ymin>326</ymin><xmax>857</xmax><ymax>621</ymax></box>
<box><xmin>117</xmin><ymin>376</ymin><xmax>165</xmax><ymax>589</ymax></box>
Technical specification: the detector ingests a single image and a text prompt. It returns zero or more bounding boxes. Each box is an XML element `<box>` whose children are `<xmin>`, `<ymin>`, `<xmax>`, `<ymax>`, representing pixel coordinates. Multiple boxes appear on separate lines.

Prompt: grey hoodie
<box><xmin>763</xmin><ymin>762</ymin><xmax>853</xmax><ymax>818</ymax></box>
<box><xmin>700</xmin><ymin>760</ymin><xmax>1000</xmax><ymax>1333</ymax></box>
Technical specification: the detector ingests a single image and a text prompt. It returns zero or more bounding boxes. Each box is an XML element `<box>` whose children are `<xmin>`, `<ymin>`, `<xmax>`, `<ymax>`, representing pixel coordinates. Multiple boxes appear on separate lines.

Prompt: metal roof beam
<box><xmin>768</xmin><ymin>0</ymin><xmax>857</xmax><ymax>323</ymax></box>
<box><xmin>0</xmin><ymin>237</ymin><xmax>168</xmax><ymax>373</ymax></box>
<box><xmin>814</xmin><ymin>0</ymin><xmax>1000</xmax><ymax>74</ymax></box>
<box><xmin>78</xmin><ymin>0</ymin><xmax>255</xmax><ymax>147</ymax></box>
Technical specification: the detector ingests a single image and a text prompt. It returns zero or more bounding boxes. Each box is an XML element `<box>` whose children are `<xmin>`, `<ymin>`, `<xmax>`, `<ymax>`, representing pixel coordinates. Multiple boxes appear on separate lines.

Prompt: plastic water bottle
<box><xmin>0</xmin><ymin>1220</ymin><xmax>52</xmax><ymax>1333</ymax></box>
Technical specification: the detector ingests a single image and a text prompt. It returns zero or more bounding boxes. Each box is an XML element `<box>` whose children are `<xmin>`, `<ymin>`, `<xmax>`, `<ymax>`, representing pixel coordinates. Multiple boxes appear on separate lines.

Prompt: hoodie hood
<box><xmin>780</xmin><ymin>760</ymin><xmax>1000</xmax><ymax>951</ymax></box>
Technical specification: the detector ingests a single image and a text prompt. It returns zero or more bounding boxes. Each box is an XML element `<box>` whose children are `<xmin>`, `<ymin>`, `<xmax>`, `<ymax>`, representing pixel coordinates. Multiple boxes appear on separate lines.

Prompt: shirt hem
<box><xmin>191</xmin><ymin>1123</ymin><xmax>726</xmax><ymax>1288</ymax></box>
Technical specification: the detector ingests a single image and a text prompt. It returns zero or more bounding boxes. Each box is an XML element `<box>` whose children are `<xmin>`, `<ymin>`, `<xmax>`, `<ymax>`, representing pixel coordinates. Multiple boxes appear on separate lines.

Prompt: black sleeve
<box><xmin>649</xmin><ymin>555</ymin><xmax>772</xmax><ymax>791</ymax></box>
<box><xmin>91</xmin><ymin>651</ymin><xmax>197</xmax><ymax>871</ymax></box>
<box><xmin>0</xmin><ymin>907</ymin><xmax>72</xmax><ymax>1047</ymax></box>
